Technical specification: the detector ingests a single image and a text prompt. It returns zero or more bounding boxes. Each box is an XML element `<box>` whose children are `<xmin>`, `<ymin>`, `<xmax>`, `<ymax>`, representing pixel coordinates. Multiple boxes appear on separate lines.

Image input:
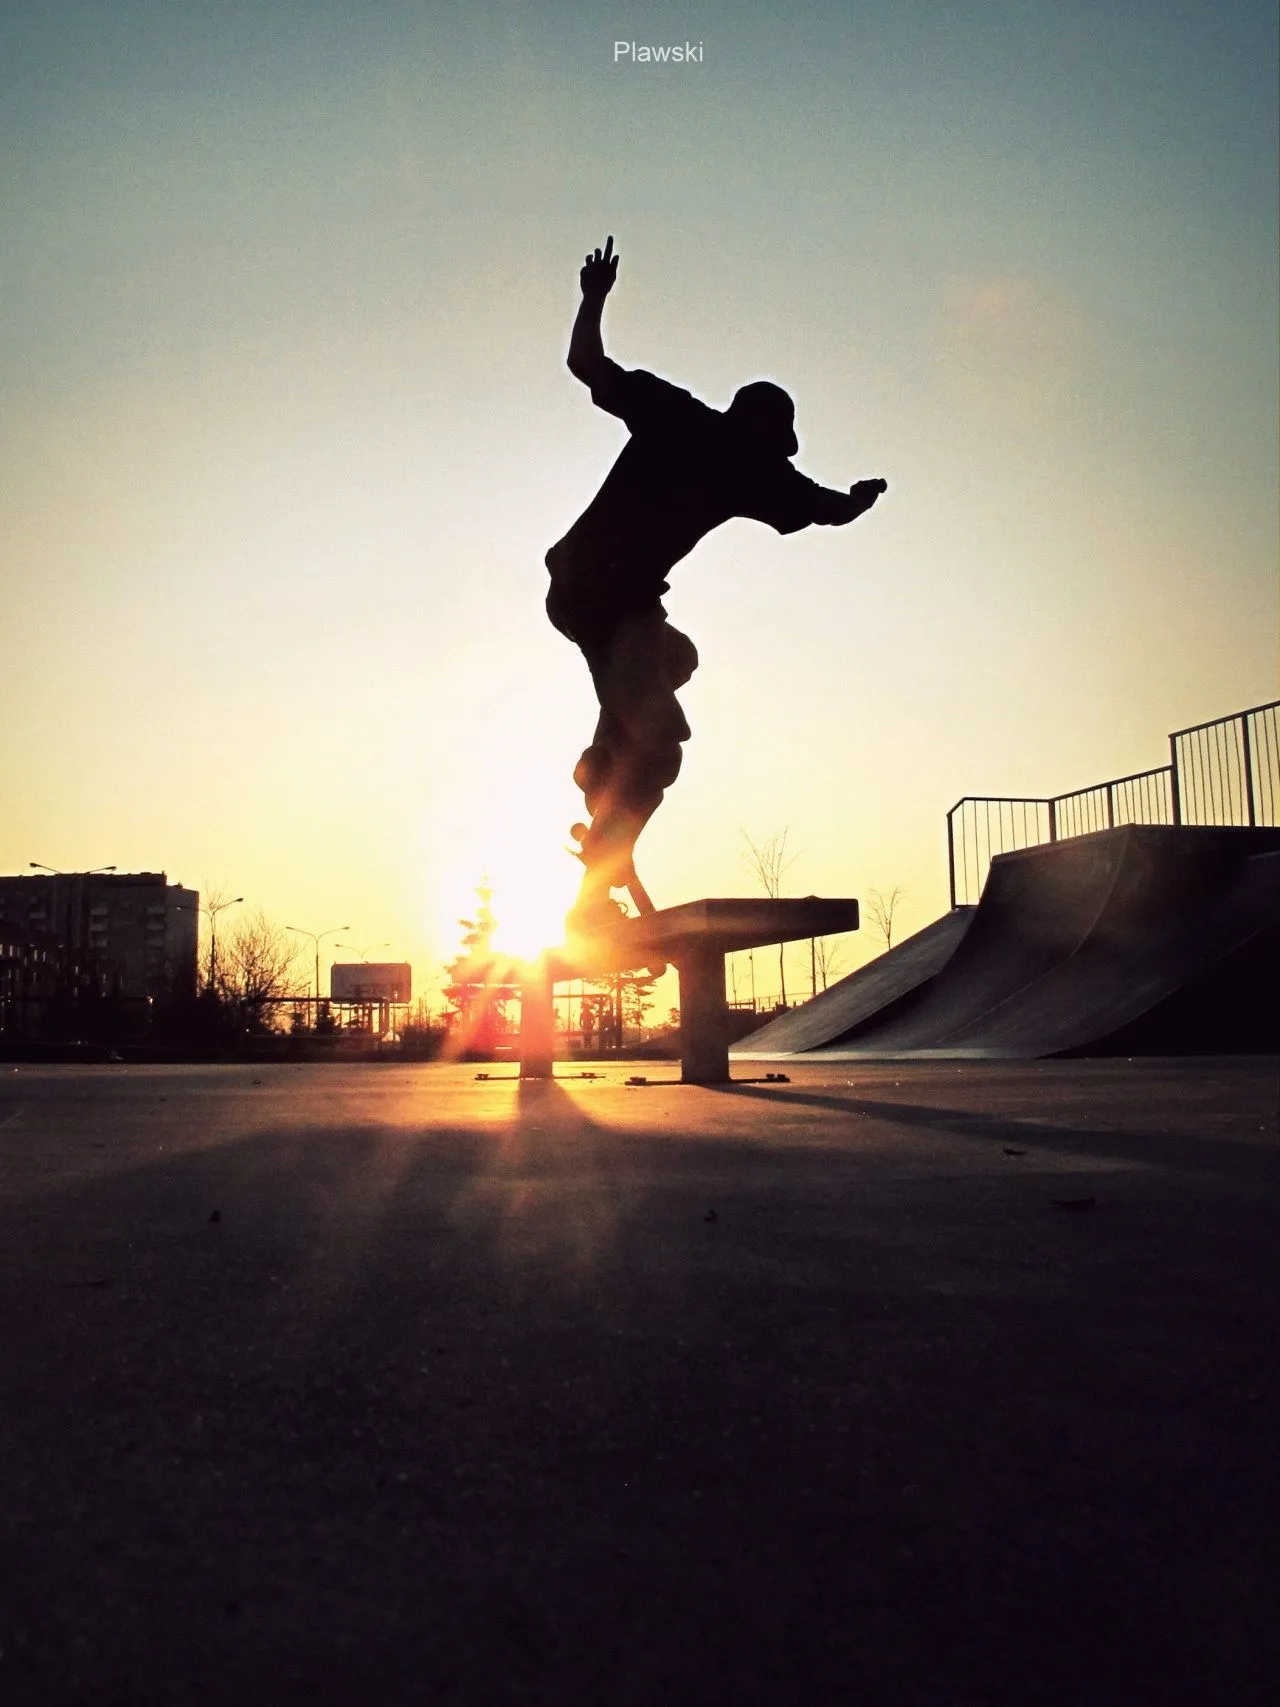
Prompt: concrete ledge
<box><xmin>553</xmin><ymin>896</ymin><xmax>860</xmax><ymax>979</ymax></box>
<box><xmin>523</xmin><ymin>897</ymin><xmax>860</xmax><ymax>1083</ymax></box>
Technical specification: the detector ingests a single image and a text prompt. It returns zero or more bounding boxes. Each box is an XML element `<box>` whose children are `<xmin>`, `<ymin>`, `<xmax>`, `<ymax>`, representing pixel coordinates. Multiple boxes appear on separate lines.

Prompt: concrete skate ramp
<box><xmin>731</xmin><ymin>906</ymin><xmax>975</xmax><ymax>1057</ymax></box>
<box><xmin>764</xmin><ymin>827</ymin><xmax>1279</xmax><ymax>1061</ymax></box>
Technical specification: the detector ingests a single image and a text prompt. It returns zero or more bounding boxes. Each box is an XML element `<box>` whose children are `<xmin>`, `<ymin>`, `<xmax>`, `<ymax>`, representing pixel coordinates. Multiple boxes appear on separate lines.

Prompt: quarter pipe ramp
<box><xmin>732</xmin><ymin>826</ymin><xmax>1280</xmax><ymax>1060</ymax></box>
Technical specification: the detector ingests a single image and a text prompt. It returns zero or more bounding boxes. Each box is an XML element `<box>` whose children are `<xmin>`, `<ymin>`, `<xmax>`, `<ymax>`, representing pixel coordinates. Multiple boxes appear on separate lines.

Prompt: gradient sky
<box><xmin>2</xmin><ymin>0</ymin><xmax>1276</xmax><ymax>999</ymax></box>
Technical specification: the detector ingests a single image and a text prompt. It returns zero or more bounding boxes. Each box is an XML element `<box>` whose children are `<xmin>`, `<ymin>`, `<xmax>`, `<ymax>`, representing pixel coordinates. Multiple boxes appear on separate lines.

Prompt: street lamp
<box><xmin>334</xmin><ymin>941</ymin><xmax>391</xmax><ymax>962</ymax></box>
<box><xmin>204</xmin><ymin>896</ymin><xmax>244</xmax><ymax>991</ymax></box>
<box><xmin>286</xmin><ymin>923</ymin><xmax>351</xmax><ymax>1013</ymax></box>
<box><xmin>29</xmin><ymin>863</ymin><xmax>117</xmax><ymax>875</ymax></box>
<box><xmin>171</xmin><ymin>895</ymin><xmax>244</xmax><ymax>998</ymax></box>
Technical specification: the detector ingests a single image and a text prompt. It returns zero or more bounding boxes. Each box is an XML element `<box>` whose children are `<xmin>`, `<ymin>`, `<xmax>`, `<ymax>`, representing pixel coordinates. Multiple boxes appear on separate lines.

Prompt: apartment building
<box><xmin>0</xmin><ymin>871</ymin><xmax>200</xmax><ymax>1003</ymax></box>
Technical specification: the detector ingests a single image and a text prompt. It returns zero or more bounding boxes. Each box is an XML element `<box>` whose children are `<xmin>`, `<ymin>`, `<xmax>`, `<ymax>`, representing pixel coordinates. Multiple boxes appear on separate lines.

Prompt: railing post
<box><xmin>1047</xmin><ymin>798</ymin><xmax>1058</xmax><ymax>842</ymax></box>
<box><xmin>1106</xmin><ymin>783</ymin><xmax>1115</xmax><ymax>829</ymax></box>
<box><xmin>947</xmin><ymin>808</ymin><xmax>957</xmax><ymax>910</ymax></box>
<box><xmin>1169</xmin><ymin>735</ymin><xmax>1182</xmax><ymax>825</ymax></box>
<box><xmin>1241</xmin><ymin>715</ymin><xmax>1256</xmax><ymax>827</ymax></box>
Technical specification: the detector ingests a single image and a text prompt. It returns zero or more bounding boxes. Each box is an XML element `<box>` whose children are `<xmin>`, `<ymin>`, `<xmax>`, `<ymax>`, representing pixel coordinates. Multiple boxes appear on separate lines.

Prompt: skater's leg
<box><xmin>570</xmin><ymin>610</ymin><xmax>698</xmax><ymax>919</ymax></box>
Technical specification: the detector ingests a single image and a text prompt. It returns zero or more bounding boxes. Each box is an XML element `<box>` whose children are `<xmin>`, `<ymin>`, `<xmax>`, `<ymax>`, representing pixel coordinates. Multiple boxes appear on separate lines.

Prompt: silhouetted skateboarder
<box><xmin>547</xmin><ymin>236</ymin><xmax>887</xmax><ymax>932</ymax></box>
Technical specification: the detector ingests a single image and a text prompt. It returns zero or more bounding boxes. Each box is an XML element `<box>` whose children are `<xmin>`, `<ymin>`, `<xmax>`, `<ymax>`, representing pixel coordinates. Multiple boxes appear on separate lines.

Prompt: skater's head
<box><xmin>727</xmin><ymin>380</ymin><xmax>798</xmax><ymax>457</ymax></box>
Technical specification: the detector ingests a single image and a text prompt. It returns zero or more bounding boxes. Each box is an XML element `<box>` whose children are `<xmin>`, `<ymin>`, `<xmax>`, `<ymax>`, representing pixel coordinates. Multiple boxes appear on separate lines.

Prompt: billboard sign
<box><xmin>329</xmin><ymin>962</ymin><xmax>412</xmax><ymax>1002</ymax></box>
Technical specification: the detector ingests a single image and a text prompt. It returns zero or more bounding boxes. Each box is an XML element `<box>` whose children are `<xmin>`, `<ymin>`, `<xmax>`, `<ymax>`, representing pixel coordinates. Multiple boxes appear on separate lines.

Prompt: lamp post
<box><xmin>286</xmin><ymin>923</ymin><xmax>351</xmax><ymax>1018</ymax></box>
<box><xmin>334</xmin><ymin>941</ymin><xmax>391</xmax><ymax>963</ymax></box>
<box><xmin>171</xmin><ymin>895</ymin><xmax>244</xmax><ymax>996</ymax></box>
<box><xmin>204</xmin><ymin>896</ymin><xmax>244</xmax><ymax>991</ymax></box>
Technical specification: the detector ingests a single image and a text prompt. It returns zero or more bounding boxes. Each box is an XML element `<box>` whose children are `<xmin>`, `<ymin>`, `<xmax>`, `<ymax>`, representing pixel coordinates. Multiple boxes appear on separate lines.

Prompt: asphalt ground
<box><xmin>0</xmin><ymin>1057</ymin><xmax>1276</xmax><ymax>1706</ymax></box>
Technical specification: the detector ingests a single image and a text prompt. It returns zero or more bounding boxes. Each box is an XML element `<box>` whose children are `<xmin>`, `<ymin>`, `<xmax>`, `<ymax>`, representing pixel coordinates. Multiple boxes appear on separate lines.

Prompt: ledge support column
<box><xmin>675</xmin><ymin>942</ymin><xmax>730</xmax><ymax>1084</ymax></box>
<box><xmin>518</xmin><ymin>956</ymin><xmax>555</xmax><ymax>1079</ymax></box>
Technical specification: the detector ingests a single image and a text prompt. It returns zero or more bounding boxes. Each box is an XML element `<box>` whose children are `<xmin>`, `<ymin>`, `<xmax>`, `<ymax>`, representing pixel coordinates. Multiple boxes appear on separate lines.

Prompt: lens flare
<box><xmin>485</xmin><ymin>849</ymin><xmax>580</xmax><ymax>959</ymax></box>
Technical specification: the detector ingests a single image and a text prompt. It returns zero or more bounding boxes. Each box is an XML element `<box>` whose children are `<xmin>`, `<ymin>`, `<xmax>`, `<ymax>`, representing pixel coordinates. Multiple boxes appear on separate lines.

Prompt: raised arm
<box><xmin>567</xmin><ymin>235</ymin><xmax>625</xmax><ymax>388</ymax></box>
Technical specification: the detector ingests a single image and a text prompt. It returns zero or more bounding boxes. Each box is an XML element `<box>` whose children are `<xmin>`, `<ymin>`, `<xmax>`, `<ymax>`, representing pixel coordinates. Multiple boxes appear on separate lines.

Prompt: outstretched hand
<box><xmin>849</xmin><ymin>478</ymin><xmax>888</xmax><ymax>516</ymax></box>
<box><xmin>580</xmin><ymin>235</ymin><xmax>619</xmax><ymax>300</ymax></box>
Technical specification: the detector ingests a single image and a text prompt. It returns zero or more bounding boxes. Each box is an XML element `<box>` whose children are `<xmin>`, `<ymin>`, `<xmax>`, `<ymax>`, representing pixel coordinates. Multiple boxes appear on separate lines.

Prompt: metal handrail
<box><xmin>1172</xmin><ymin>700</ymin><xmax>1278</xmax><ymax>830</ymax></box>
<box><xmin>1051</xmin><ymin>764</ymin><xmax>1171</xmax><ymax>808</ymax></box>
<box><xmin>946</xmin><ymin>700</ymin><xmax>1279</xmax><ymax>906</ymax></box>
<box><xmin>1168</xmin><ymin>699</ymin><xmax>1280</xmax><ymax>739</ymax></box>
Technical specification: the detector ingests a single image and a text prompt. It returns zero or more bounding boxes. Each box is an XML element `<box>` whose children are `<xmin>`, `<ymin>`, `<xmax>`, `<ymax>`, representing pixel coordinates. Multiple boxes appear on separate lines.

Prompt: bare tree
<box><xmin>742</xmin><ymin>829</ymin><xmax>798</xmax><ymax>1008</ymax></box>
<box><xmin>218</xmin><ymin>909</ymin><xmax>307</xmax><ymax>1031</ymax></box>
<box><xmin>196</xmin><ymin>882</ymin><xmax>244</xmax><ymax>995</ymax></box>
<box><xmin>866</xmin><ymin>885</ymin><xmax>905</xmax><ymax>952</ymax></box>
<box><xmin>814</xmin><ymin>934</ymin><xmax>847</xmax><ymax>992</ymax></box>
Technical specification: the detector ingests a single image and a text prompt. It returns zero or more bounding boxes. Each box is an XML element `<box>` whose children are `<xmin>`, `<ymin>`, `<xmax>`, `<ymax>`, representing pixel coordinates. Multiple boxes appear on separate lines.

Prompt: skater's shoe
<box><xmin>565</xmin><ymin>893</ymin><xmax>629</xmax><ymax>938</ymax></box>
<box><xmin>567</xmin><ymin>815</ymin><xmax>662</xmax><ymax>959</ymax></box>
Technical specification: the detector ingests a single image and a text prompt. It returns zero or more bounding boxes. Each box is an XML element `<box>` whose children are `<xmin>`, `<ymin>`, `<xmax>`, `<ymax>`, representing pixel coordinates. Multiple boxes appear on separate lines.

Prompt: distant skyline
<box><xmin>2</xmin><ymin>1</ymin><xmax>1276</xmax><ymax>998</ymax></box>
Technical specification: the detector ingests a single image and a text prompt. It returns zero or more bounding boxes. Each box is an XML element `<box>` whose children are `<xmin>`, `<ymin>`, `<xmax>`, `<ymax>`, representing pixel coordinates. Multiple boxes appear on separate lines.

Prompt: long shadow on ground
<box><xmin>0</xmin><ymin>1073</ymin><xmax>1276</xmax><ymax>1705</ymax></box>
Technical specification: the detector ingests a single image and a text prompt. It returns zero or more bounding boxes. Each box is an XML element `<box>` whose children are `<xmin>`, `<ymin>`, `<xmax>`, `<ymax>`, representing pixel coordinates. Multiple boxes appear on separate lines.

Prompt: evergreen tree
<box><xmin>442</xmin><ymin>883</ymin><xmax>513</xmax><ymax>1053</ymax></box>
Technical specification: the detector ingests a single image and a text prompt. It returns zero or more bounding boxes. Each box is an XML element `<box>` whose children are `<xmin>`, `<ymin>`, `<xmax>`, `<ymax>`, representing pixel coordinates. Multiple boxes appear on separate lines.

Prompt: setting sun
<box><xmin>485</xmin><ymin>851</ymin><xmax>581</xmax><ymax>960</ymax></box>
<box><xmin>441</xmin><ymin>834</ymin><xmax>583</xmax><ymax>964</ymax></box>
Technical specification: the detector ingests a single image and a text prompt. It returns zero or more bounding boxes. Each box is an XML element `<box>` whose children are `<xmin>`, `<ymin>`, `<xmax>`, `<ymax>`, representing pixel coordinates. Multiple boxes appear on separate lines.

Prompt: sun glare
<box><xmin>485</xmin><ymin>846</ymin><xmax>581</xmax><ymax>958</ymax></box>
<box><xmin>436</xmin><ymin>761</ymin><xmax>588</xmax><ymax>963</ymax></box>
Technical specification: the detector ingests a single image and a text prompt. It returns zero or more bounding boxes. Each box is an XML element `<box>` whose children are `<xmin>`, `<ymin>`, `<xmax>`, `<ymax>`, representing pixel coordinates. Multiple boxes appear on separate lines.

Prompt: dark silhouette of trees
<box><xmin>442</xmin><ymin>884</ymin><xmax>514</xmax><ymax>1055</ymax></box>
<box><xmin>583</xmin><ymin>969</ymin><xmax>658</xmax><ymax>1052</ymax></box>
<box><xmin>395</xmin><ymin>996</ymin><xmax>444</xmax><ymax>1060</ymax></box>
<box><xmin>216</xmin><ymin>909</ymin><xmax>306</xmax><ymax>1032</ymax></box>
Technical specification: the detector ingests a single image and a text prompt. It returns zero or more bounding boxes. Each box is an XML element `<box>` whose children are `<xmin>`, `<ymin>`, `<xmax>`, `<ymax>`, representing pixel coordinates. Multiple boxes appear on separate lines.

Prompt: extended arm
<box><xmin>567</xmin><ymin>236</ymin><xmax>625</xmax><ymax>389</ymax></box>
<box><xmin>808</xmin><ymin>478</ymin><xmax>888</xmax><ymax>526</ymax></box>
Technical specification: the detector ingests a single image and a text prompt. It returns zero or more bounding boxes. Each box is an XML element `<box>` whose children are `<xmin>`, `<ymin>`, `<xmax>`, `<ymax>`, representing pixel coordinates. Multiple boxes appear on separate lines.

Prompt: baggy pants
<box><xmin>546</xmin><ymin>587</ymin><xmax>699</xmax><ymax>888</ymax></box>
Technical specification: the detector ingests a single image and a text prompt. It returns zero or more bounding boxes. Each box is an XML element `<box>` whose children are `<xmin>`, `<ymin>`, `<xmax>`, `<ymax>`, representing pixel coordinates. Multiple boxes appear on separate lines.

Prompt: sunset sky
<box><xmin>2</xmin><ymin>0</ymin><xmax>1276</xmax><ymax>1002</ymax></box>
